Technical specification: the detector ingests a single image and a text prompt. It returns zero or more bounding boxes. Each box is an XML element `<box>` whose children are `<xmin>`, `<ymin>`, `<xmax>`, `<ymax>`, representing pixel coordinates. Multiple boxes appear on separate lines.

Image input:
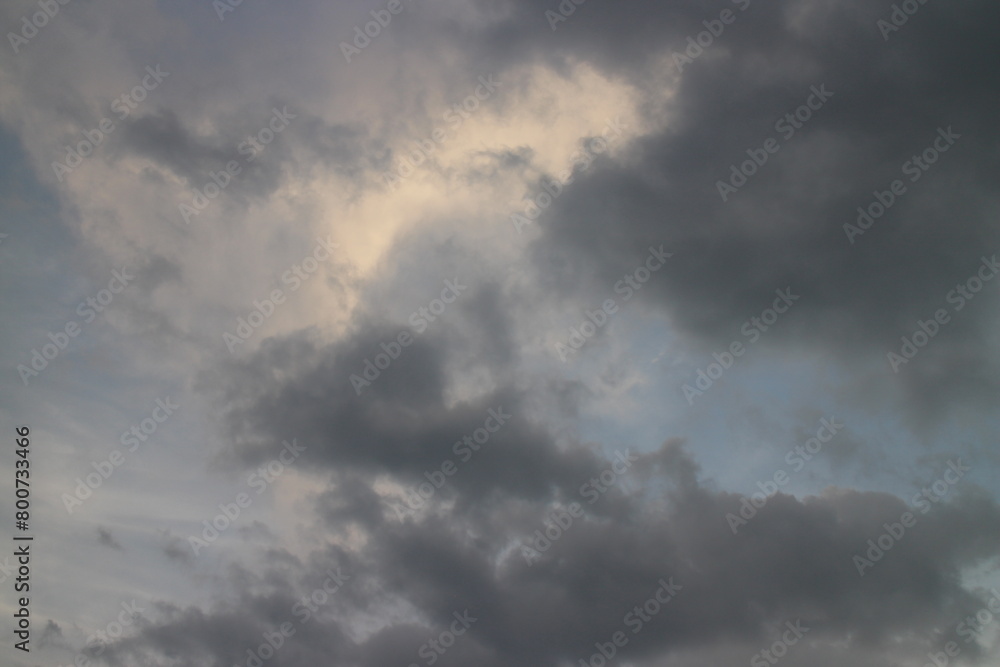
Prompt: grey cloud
<box><xmin>478</xmin><ymin>0</ymin><xmax>1000</xmax><ymax>423</ymax></box>
<box><xmin>97</xmin><ymin>442</ymin><xmax>1000</xmax><ymax>667</ymax></box>
<box><xmin>97</xmin><ymin>526</ymin><xmax>124</xmax><ymax>551</ymax></box>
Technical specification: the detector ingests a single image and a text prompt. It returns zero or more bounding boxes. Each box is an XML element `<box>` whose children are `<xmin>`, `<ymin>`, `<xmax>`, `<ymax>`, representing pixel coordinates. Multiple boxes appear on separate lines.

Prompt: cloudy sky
<box><xmin>2</xmin><ymin>0</ymin><xmax>1000</xmax><ymax>665</ymax></box>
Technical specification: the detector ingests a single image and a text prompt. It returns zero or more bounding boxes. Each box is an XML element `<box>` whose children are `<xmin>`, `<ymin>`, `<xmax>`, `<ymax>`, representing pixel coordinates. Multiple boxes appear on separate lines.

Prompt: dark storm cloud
<box><xmin>334</xmin><ymin>0</ymin><xmax>1000</xmax><ymax>396</ymax></box>
<box><xmin>448</xmin><ymin>0</ymin><xmax>1000</xmax><ymax>420</ymax></box>
<box><xmin>98</xmin><ymin>440</ymin><xmax>1000</xmax><ymax>667</ymax></box>
<box><xmin>347</xmin><ymin>443</ymin><xmax>1000</xmax><ymax>666</ymax></box>
<box><xmin>207</xmin><ymin>315</ymin><xmax>603</xmax><ymax>507</ymax></box>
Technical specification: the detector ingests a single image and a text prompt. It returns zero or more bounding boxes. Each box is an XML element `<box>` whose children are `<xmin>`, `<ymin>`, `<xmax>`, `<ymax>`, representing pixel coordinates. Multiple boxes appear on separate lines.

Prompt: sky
<box><xmin>1</xmin><ymin>0</ymin><xmax>999</xmax><ymax>666</ymax></box>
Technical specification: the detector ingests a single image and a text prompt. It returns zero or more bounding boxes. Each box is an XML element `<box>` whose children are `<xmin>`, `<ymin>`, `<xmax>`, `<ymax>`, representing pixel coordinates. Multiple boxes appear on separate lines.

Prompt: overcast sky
<box><xmin>2</xmin><ymin>0</ymin><xmax>1000</xmax><ymax>666</ymax></box>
